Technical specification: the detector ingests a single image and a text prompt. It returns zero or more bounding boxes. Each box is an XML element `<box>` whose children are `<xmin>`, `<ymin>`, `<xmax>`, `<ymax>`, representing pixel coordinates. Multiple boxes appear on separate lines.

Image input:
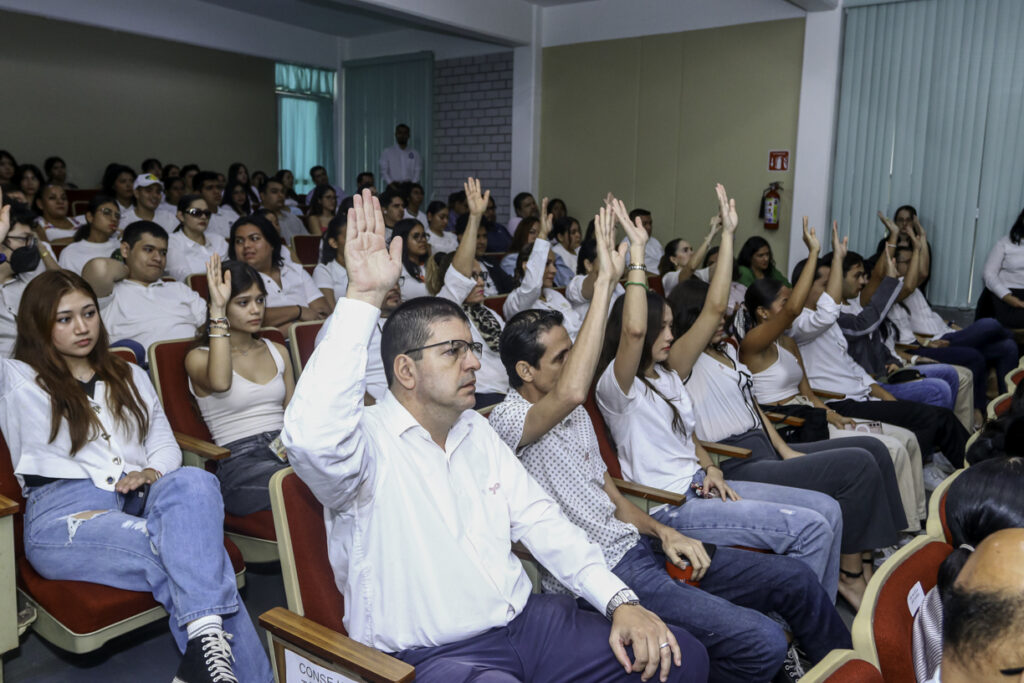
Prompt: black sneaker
<box><xmin>172</xmin><ymin>630</ymin><xmax>238</xmax><ymax>683</ymax></box>
<box><xmin>773</xmin><ymin>644</ymin><xmax>807</xmax><ymax>683</ymax></box>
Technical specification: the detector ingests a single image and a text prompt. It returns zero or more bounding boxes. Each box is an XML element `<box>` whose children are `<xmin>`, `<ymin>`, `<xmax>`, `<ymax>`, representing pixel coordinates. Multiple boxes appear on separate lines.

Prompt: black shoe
<box><xmin>172</xmin><ymin>630</ymin><xmax>238</xmax><ymax>683</ymax></box>
<box><xmin>773</xmin><ymin>644</ymin><xmax>807</xmax><ymax>683</ymax></box>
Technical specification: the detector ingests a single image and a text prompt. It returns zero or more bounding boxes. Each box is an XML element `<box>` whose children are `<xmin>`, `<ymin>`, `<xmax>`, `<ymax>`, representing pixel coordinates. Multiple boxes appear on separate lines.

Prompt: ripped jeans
<box><xmin>22</xmin><ymin>468</ymin><xmax>272</xmax><ymax>683</ymax></box>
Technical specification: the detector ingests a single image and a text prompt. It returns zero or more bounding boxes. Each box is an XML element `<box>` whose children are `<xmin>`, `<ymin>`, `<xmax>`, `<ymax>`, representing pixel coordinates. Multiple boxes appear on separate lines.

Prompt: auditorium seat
<box><xmin>925</xmin><ymin>469</ymin><xmax>964</xmax><ymax>544</ymax></box>
<box><xmin>798</xmin><ymin>649</ymin><xmax>883</xmax><ymax>682</ymax></box>
<box><xmin>291</xmin><ymin>234</ymin><xmax>320</xmax><ymax>265</ymax></box>
<box><xmin>288</xmin><ymin>320</ymin><xmax>324</xmax><ymax>378</ymax></box>
<box><xmin>483</xmin><ymin>294</ymin><xmax>507</xmax><ymax>318</ymax></box>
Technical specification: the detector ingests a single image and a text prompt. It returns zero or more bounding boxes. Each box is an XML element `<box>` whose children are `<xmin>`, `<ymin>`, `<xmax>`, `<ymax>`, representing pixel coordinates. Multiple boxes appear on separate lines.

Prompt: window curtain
<box><xmin>343</xmin><ymin>52</ymin><xmax>433</xmax><ymax>198</ymax></box>
<box><xmin>830</xmin><ymin>0</ymin><xmax>1024</xmax><ymax>307</ymax></box>
<box><xmin>276</xmin><ymin>63</ymin><xmax>336</xmax><ymax>195</ymax></box>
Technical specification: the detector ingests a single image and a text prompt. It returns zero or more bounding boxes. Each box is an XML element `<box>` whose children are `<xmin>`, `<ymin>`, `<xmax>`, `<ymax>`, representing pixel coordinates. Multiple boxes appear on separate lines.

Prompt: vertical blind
<box><xmin>276</xmin><ymin>63</ymin><xmax>337</xmax><ymax>195</ymax></box>
<box><xmin>831</xmin><ymin>0</ymin><xmax>1024</xmax><ymax>307</ymax></box>
<box><xmin>343</xmin><ymin>52</ymin><xmax>433</xmax><ymax>198</ymax></box>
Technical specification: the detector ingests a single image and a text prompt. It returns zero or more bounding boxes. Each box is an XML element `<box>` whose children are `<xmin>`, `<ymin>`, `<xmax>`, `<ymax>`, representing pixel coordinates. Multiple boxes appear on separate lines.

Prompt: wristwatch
<box><xmin>605</xmin><ymin>588</ymin><xmax>641</xmax><ymax>619</ymax></box>
<box><xmin>626</xmin><ymin>263</ymin><xmax>646</xmax><ymax>272</ymax></box>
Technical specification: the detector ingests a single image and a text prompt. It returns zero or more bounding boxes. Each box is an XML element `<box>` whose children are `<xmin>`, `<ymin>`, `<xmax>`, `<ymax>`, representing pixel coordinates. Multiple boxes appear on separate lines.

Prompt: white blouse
<box><xmin>983</xmin><ymin>235</ymin><xmax>1024</xmax><ymax>299</ymax></box>
<box><xmin>684</xmin><ymin>344</ymin><xmax>762</xmax><ymax>443</ymax></box>
<box><xmin>57</xmin><ymin>238</ymin><xmax>121</xmax><ymax>275</ymax></box>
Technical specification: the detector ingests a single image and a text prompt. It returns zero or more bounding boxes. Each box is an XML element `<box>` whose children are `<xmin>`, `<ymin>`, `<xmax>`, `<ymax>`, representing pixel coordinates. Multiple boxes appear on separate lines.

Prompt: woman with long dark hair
<box><xmin>312</xmin><ymin>214</ymin><xmax>349</xmax><ymax>308</ymax></box>
<box><xmin>391</xmin><ymin>218</ymin><xmax>430</xmax><ymax>300</ymax></box>
<box><xmin>101</xmin><ymin>164</ymin><xmax>136</xmax><ymax>214</ymax></box>
<box><xmin>982</xmin><ymin>206</ymin><xmax>1024</xmax><ymax>328</ymax></box>
<box><xmin>1</xmin><ymin>258</ymin><xmax>271</xmax><ymax>681</ymax></box>
<box><xmin>165</xmin><ymin>194</ymin><xmax>228</xmax><ymax>282</ymax></box>
<box><xmin>736</xmin><ymin>235</ymin><xmax>790</xmax><ymax>287</ymax></box>
<box><xmin>306</xmin><ymin>184</ymin><xmax>338</xmax><ymax>234</ymax></box>
<box><xmin>57</xmin><ymin>195</ymin><xmax>121</xmax><ymax>274</ymax></box>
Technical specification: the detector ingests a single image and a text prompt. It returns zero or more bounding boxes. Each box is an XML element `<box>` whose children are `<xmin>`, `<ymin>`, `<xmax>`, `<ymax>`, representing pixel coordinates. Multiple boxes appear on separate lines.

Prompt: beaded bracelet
<box><xmin>624</xmin><ymin>281</ymin><xmax>649</xmax><ymax>291</ymax></box>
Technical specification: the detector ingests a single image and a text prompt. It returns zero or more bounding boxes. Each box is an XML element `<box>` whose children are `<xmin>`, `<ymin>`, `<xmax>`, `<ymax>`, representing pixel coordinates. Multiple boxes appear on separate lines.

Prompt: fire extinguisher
<box><xmin>759</xmin><ymin>182</ymin><xmax>783</xmax><ymax>230</ymax></box>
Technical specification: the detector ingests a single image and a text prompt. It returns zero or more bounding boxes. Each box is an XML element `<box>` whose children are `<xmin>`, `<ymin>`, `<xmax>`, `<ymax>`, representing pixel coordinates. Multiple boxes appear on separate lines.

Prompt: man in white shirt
<box><xmin>193</xmin><ymin>171</ymin><xmax>234</xmax><ymax>240</ymax></box>
<box><xmin>303</xmin><ymin>165</ymin><xmax>346</xmax><ymax>204</ymax></box>
<box><xmin>81</xmin><ymin>222</ymin><xmax>206</xmax><ymax>356</ymax></box>
<box><xmin>119</xmin><ymin>174</ymin><xmax>177</xmax><ymax>233</ymax></box>
<box><xmin>508</xmin><ymin>191</ymin><xmax>539</xmax><ymax>237</ymax></box>
<box><xmin>622</xmin><ymin>209</ymin><xmax>664</xmax><ymax>272</ymax></box>
<box><xmin>378</xmin><ymin>123</ymin><xmax>422</xmax><ymax>186</ymax></box>
<box><xmin>489</xmin><ymin>207</ymin><xmax>849</xmax><ymax>681</ymax></box>
<box><xmin>283</xmin><ymin>189</ymin><xmax>696</xmax><ymax>683</ymax></box>
<box><xmin>379</xmin><ymin>188</ymin><xmax>405</xmax><ymax>241</ymax></box>
<box><xmin>261</xmin><ymin>178</ymin><xmax>307</xmax><ymax>244</ymax></box>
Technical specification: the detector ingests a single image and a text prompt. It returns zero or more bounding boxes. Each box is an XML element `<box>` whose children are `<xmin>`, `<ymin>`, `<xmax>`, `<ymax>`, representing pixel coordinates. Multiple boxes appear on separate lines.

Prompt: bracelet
<box><xmin>209</xmin><ymin>316</ymin><xmax>228</xmax><ymax>325</ymax></box>
<box><xmin>208</xmin><ymin>332</ymin><xmax>231</xmax><ymax>338</ymax></box>
<box><xmin>294</xmin><ymin>305</ymin><xmax>302</xmax><ymax>322</ymax></box>
<box><xmin>702</xmin><ymin>464</ymin><xmax>721</xmax><ymax>474</ymax></box>
<box><xmin>627</xmin><ymin>263</ymin><xmax>646</xmax><ymax>272</ymax></box>
<box><xmin>624</xmin><ymin>281</ymin><xmax>649</xmax><ymax>291</ymax></box>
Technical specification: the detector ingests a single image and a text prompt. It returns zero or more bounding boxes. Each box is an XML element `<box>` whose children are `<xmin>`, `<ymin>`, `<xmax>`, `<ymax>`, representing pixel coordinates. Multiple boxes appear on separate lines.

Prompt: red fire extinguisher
<box><xmin>759</xmin><ymin>182</ymin><xmax>783</xmax><ymax>230</ymax></box>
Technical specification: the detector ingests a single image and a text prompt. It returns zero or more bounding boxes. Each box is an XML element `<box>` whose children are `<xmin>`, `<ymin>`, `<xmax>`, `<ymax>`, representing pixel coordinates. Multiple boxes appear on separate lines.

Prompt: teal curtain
<box><xmin>830</xmin><ymin>0</ymin><xmax>1024</xmax><ymax>307</ymax></box>
<box><xmin>343</xmin><ymin>52</ymin><xmax>433</xmax><ymax>197</ymax></box>
<box><xmin>276</xmin><ymin>63</ymin><xmax>336</xmax><ymax>195</ymax></box>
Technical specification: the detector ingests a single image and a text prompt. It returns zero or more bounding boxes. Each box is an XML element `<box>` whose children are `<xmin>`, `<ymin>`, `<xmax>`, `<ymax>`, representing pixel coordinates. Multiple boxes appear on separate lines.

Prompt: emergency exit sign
<box><xmin>768</xmin><ymin>150</ymin><xmax>789</xmax><ymax>171</ymax></box>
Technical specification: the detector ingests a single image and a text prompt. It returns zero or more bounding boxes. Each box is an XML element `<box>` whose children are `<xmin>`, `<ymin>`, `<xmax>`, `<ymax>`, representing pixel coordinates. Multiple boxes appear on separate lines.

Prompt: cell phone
<box><xmin>122</xmin><ymin>483</ymin><xmax>150</xmax><ymax>517</ymax></box>
<box><xmin>664</xmin><ymin>543</ymin><xmax>717</xmax><ymax>587</ymax></box>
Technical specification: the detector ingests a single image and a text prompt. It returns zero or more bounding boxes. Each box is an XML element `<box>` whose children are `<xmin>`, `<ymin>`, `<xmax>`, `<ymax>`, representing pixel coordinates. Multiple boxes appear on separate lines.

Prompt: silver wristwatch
<box><xmin>626</xmin><ymin>263</ymin><xmax>647</xmax><ymax>272</ymax></box>
<box><xmin>605</xmin><ymin>588</ymin><xmax>641</xmax><ymax>619</ymax></box>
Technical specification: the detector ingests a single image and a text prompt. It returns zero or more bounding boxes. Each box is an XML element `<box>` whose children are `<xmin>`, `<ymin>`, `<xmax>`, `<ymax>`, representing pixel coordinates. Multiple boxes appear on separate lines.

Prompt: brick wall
<box><xmin>432</xmin><ymin>51</ymin><xmax>514</xmax><ymax>223</ymax></box>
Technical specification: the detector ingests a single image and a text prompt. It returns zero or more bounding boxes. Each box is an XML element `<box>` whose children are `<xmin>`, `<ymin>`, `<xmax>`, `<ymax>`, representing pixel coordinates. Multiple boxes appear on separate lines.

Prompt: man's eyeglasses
<box><xmin>185</xmin><ymin>208</ymin><xmax>213</xmax><ymax>218</ymax></box>
<box><xmin>402</xmin><ymin>339</ymin><xmax>482</xmax><ymax>359</ymax></box>
<box><xmin>470</xmin><ymin>270</ymin><xmax>490</xmax><ymax>283</ymax></box>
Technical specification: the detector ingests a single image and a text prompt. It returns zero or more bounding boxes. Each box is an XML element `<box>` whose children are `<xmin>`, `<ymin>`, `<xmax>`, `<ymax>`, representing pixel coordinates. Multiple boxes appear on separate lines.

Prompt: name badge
<box><xmin>284</xmin><ymin>649</ymin><xmax>358</xmax><ymax>683</ymax></box>
<box><xmin>907</xmin><ymin>581</ymin><xmax>925</xmax><ymax>616</ymax></box>
<box><xmin>268</xmin><ymin>436</ymin><xmax>288</xmax><ymax>462</ymax></box>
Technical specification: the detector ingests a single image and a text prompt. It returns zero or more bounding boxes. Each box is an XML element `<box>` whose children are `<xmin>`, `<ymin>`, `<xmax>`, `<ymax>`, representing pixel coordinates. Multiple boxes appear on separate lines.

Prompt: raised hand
<box><xmin>539</xmin><ymin>196</ymin><xmax>553</xmax><ymax>240</ymax></box>
<box><xmin>714</xmin><ymin>184</ymin><xmax>738</xmax><ymax>235</ymax></box>
<box><xmin>831</xmin><ymin>220</ymin><xmax>848</xmax><ymax>261</ymax></box>
<box><xmin>344</xmin><ymin>188</ymin><xmax>404</xmax><ymax>308</ymax></box>
<box><xmin>464</xmin><ymin>177</ymin><xmax>490</xmax><ymax>218</ymax></box>
<box><xmin>0</xmin><ymin>187</ymin><xmax>9</xmax><ymax>244</ymax></box>
<box><xmin>913</xmin><ymin>216</ymin><xmax>927</xmax><ymax>242</ymax></box>
<box><xmin>594</xmin><ymin>205</ymin><xmax>627</xmax><ymax>283</ymax></box>
<box><xmin>611</xmin><ymin>198</ymin><xmax>648</xmax><ymax>248</ymax></box>
<box><xmin>206</xmin><ymin>253</ymin><xmax>232</xmax><ymax>316</ymax></box>
<box><xmin>801</xmin><ymin>216</ymin><xmax>820</xmax><ymax>254</ymax></box>
<box><xmin>708</xmin><ymin>213</ymin><xmax>723</xmax><ymax>236</ymax></box>
<box><xmin>877</xmin><ymin>211</ymin><xmax>898</xmax><ymax>240</ymax></box>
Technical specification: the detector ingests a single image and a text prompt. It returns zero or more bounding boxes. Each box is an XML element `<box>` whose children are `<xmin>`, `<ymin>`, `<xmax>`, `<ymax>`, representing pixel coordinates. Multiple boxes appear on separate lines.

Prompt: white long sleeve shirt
<box><xmin>788</xmin><ymin>292</ymin><xmax>877</xmax><ymax>401</ymax></box>
<box><xmin>379</xmin><ymin>144</ymin><xmax>422</xmax><ymax>185</ymax></box>
<box><xmin>983</xmin><ymin>235</ymin><xmax>1024</xmax><ymax>299</ymax></box>
<box><xmin>502</xmin><ymin>239</ymin><xmax>582</xmax><ymax>339</ymax></box>
<box><xmin>282</xmin><ymin>299</ymin><xmax>626</xmax><ymax>652</ymax></box>
<box><xmin>1</xmin><ymin>359</ymin><xmax>181</xmax><ymax>492</ymax></box>
<box><xmin>437</xmin><ymin>265</ymin><xmax>509</xmax><ymax>394</ymax></box>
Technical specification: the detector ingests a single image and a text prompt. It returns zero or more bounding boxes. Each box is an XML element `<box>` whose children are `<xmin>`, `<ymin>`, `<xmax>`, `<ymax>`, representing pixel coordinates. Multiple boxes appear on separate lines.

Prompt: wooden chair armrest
<box><xmin>612</xmin><ymin>478</ymin><xmax>685</xmax><ymax>506</ymax></box>
<box><xmin>259</xmin><ymin>607</ymin><xmax>414</xmax><ymax>683</ymax></box>
<box><xmin>764</xmin><ymin>412</ymin><xmax>805</xmax><ymax>427</ymax></box>
<box><xmin>174</xmin><ymin>431</ymin><xmax>230</xmax><ymax>461</ymax></box>
<box><xmin>0</xmin><ymin>495</ymin><xmax>18</xmax><ymax>518</ymax></box>
<box><xmin>894</xmin><ymin>342</ymin><xmax>918</xmax><ymax>352</ymax></box>
<box><xmin>811</xmin><ymin>388</ymin><xmax>845</xmax><ymax>400</ymax></box>
<box><xmin>697</xmin><ymin>440</ymin><xmax>751</xmax><ymax>459</ymax></box>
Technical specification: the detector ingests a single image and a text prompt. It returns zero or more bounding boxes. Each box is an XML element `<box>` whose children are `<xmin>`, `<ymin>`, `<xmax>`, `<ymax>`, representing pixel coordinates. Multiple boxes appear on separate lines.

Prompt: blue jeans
<box><xmin>218</xmin><ymin>431</ymin><xmax>289</xmax><ymax>516</ymax></box>
<box><xmin>23</xmin><ymin>468</ymin><xmax>273</xmax><ymax>683</ymax></box>
<box><xmin>881</xmin><ymin>371</ymin><xmax>953</xmax><ymax>409</ymax></box>
<box><xmin>651</xmin><ymin>473</ymin><xmax>842</xmax><ymax>600</ymax></box>
<box><xmin>938</xmin><ymin>317</ymin><xmax>1018</xmax><ymax>393</ymax></box>
<box><xmin>612</xmin><ymin>538</ymin><xmax>851</xmax><ymax>682</ymax></box>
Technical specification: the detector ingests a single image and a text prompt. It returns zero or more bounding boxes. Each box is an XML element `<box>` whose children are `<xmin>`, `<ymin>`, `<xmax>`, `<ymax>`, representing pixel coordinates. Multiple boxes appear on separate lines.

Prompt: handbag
<box><xmin>758</xmin><ymin>402</ymin><xmax>830</xmax><ymax>443</ymax></box>
<box><xmin>886</xmin><ymin>367</ymin><xmax>924</xmax><ymax>384</ymax></box>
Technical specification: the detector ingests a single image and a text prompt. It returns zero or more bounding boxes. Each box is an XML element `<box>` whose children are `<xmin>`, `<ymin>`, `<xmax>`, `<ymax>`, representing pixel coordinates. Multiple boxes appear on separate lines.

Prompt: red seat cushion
<box><xmin>18</xmin><ymin>538</ymin><xmax>244</xmax><ymax>635</ymax></box>
<box><xmin>225</xmin><ymin>510</ymin><xmax>277</xmax><ymax>541</ymax></box>
<box><xmin>827</xmin><ymin>659</ymin><xmax>883</xmax><ymax>682</ymax></box>
<box><xmin>293</xmin><ymin>322</ymin><xmax>324</xmax><ymax>370</ymax></box>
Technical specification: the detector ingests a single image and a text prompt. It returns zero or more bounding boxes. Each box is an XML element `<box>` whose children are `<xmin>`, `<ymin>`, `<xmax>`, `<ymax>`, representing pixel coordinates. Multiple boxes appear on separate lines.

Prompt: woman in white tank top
<box><xmin>185</xmin><ymin>255</ymin><xmax>295</xmax><ymax>516</ymax></box>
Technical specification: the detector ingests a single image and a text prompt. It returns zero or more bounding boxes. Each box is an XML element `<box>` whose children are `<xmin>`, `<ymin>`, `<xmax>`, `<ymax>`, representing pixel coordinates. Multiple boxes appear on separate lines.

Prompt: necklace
<box><xmin>231</xmin><ymin>340</ymin><xmax>262</xmax><ymax>356</ymax></box>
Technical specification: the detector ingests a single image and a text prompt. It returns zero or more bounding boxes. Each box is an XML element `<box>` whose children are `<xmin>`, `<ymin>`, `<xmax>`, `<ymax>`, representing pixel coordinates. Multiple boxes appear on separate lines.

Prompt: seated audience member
<box><xmin>186</xmin><ymin>257</ymin><xmax>294</xmax><ymax>515</ymax></box>
<box><xmin>621</xmin><ymin>208</ymin><xmax>664</xmax><ymax>270</ymax></box>
<box><xmin>219</xmin><ymin>178</ymin><xmax>252</xmax><ymax>225</ymax></box>
<box><xmin>303</xmin><ymin>166</ymin><xmax>345</xmax><ymax>205</ymax></box>
<box><xmin>101</xmin><ymin>164</ymin><xmax>137</xmax><ymax>215</ymax></box>
<box><xmin>57</xmin><ymin>195</ymin><xmax>122</xmax><ymax>274</ymax></box>
<box><xmin>451</xmin><ymin>212</ymin><xmax>515</xmax><ymax>294</ymax></box>
<box><xmin>429</xmin><ymin>179</ymin><xmax>509</xmax><ymax>406</ymax></box>
<box><xmin>191</xmin><ymin>171</ymin><xmax>232</xmax><ymax>241</ymax></box>
<box><xmin>34</xmin><ymin>181</ymin><xmax>79</xmax><ymax>241</ymax></box>
<box><xmin>693</xmin><ymin>246</ymin><xmax>746</xmax><ymax>317</ymax></box>
<box><xmin>501</xmin><ymin>217</ymin><xmax>540</xmax><ymax>276</ymax></box>
<box><xmin>911</xmin><ymin>457</ymin><xmax>1024</xmax><ymax>682</ymax></box>
<box><xmin>492</xmin><ymin>207</ymin><xmax>849</xmax><ymax>682</ymax></box>
<box><xmin>166</xmin><ymin>194</ymin><xmax>228</xmax><ymax>282</ymax></box>
<box><xmin>566</xmin><ymin>237</ymin><xmax>627</xmax><ymax>321</ymax></box>
<box><xmin>2</xmin><ymin>266</ymin><xmax>273</xmax><ymax>683</ymax></box>
<box><xmin>119</xmin><ymin>174</ymin><xmax>177</xmax><ymax>232</ymax></box>
<box><xmin>425</xmin><ymin>200</ymin><xmax>457</xmax><ymax>253</ymax></box>
<box><xmin>966</xmin><ymin>389</ymin><xmax>1024</xmax><ymax>465</ymax></box>
<box><xmin>228</xmin><ymin>162</ymin><xmax>260</xmax><ymax>207</ymax></box>
<box><xmin>550</xmin><ymin>215</ymin><xmax>582</xmax><ymax>275</ymax></box>
<box><xmin>228</xmin><ymin>214</ymin><xmax>330</xmax><ymax>328</ymax></box>
<box><xmin>140</xmin><ymin>157</ymin><xmax>162</xmax><ymax>177</ymax></box>
<box><xmin>306</xmin><ymin>184</ymin><xmax>338</xmax><ymax>234</ymax></box>
<box><xmin>273</xmin><ymin>170</ymin><xmax>300</xmax><ymax>212</ymax></box>
<box><xmin>250</xmin><ymin>170</ymin><xmax>268</xmax><ymax>198</ymax></box>
<box><xmin>503</xmin><ymin>204</ymin><xmax>582</xmax><ymax>340</ymax></box>
<box><xmin>261</xmin><ymin>177</ymin><xmax>306</xmax><ymax>244</ymax></box>
<box><xmin>982</xmin><ymin>206</ymin><xmax>1024</xmax><ymax>328</ymax></box>
<box><xmin>933</xmin><ymin>527</ymin><xmax>1024</xmax><ymax>683</ymax></box>
<box><xmin>81</xmin><ymin>221</ymin><xmax>207</xmax><ymax>355</ymax></box>
<box><xmin>161</xmin><ymin>176</ymin><xmax>186</xmax><ymax>215</ymax></box>
<box><xmin>284</xmin><ymin>189</ymin><xmax>705</xmax><ymax>683</ymax></box>
<box><xmin>0</xmin><ymin>203</ymin><xmax>59</xmax><ymax>356</ymax></box>
<box><xmin>379</xmin><ymin>187</ymin><xmax>405</xmax><ymax>240</ymax></box>
<box><xmin>401</xmin><ymin>181</ymin><xmax>427</xmax><ymax>226</ymax></box>
<box><xmin>391</xmin><ymin>219</ymin><xmax>430</xmax><ymax>300</ymax></box>
<box><xmin>508</xmin><ymin>191</ymin><xmax>539</xmax><ymax>238</ymax></box>
<box><xmin>43</xmin><ymin>156</ymin><xmax>77</xmax><ymax>189</ymax></box>
<box><xmin>736</xmin><ymin>236</ymin><xmax>791</xmax><ymax>287</ymax></box>
<box><xmin>313</xmin><ymin>214</ymin><xmax>348</xmax><ymax>308</ymax></box>
<box><xmin>354</xmin><ymin>170</ymin><xmax>375</xmax><ymax>193</ymax></box>
<box><xmin>660</xmin><ymin>216</ymin><xmax>721</xmax><ymax>297</ymax></box>
<box><xmin>13</xmin><ymin>163</ymin><xmax>43</xmax><ymax>201</ymax></box>
<box><xmin>788</xmin><ymin>250</ymin><xmax>969</xmax><ymax>468</ymax></box>
<box><xmin>162</xmin><ymin>163</ymin><xmax>181</xmax><ymax>181</ymax></box>
<box><xmin>742</xmin><ymin>224</ymin><xmax>926</xmax><ymax>533</ymax></box>
<box><xmin>868</xmin><ymin>205</ymin><xmax>932</xmax><ymax>292</ymax></box>
<box><xmin>0</xmin><ymin>151</ymin><xmax>16</xmax><ymax>185</ymax></box>
<box><xmin>446</xmin><ymin>189</ymin><xmax>468</xmax><ymax>232</ymax></box>
<box><xmin>483</xmin><ymin>194</ymin><xmax>512</xmax><ymax>253</ymax></box>
<box><xmin>180</xmin><ymin>164</ymin><xmax>199</xmax><ymax>192</ymax></box>
<box><xmin>547</xmin><ymin>197</ymin><xmax>568</xmax><ymax>222</ymax></box>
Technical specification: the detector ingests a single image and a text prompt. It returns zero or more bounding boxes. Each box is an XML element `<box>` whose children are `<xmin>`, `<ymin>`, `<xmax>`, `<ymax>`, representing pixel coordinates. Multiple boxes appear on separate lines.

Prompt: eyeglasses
<box><xmin>470</xmin><ymin>270</ymin><xmax>490</xmax><ymax>283</ymax></box>
<box><xmin>4</xmin><ymin>234</ymin><xmax>37</xmax><ymax>248</ymax></box>
<box><xmin>409</xmin><ymin>232</ymin><xmax>428</xmax><ymax>241</ymax></box>
<box><xmin>185</xmin><ymin>208</ymin><xmax>213</xmax><ymax>218</ymax></box>
<box><xmin>99</xmin><ymin>207</ymin><xmax>122</xmax><ymax>221</ymax></box>
<box><xmin>402</xmin><ymin>339</ymin><xmax>483</xmax><ymax>359</ymax></box>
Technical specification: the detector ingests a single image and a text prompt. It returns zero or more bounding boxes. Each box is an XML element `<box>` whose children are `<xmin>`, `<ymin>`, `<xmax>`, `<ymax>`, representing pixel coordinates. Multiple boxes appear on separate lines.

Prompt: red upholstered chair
<box><xmin>483</xmin><ymin>294</ymin><xmax>507</xmax><ymax>318</ymax></box>
<box><xmin>851</xmin><ymin>536</ymin><xmax>953</xmax><ymax>681</ymax></box>
<box><xmin>50</xmin><ymin>243</ymin><xmax>67</xmax><ymax>260</ymax></box>
<box><xmin>987</xmin><ymin>391</ymin><xmax>1013</xmax><ymax>419</ymax></box>
<box><xmin>109</xmin><ymin>346</ymin><xmax>137</xmax><ymax>364</ymax></box>
<box><xmin>648</xmin><ymin>274</ymin><xmax>664</xmax><ymax>296</ymax></box>
<box><xmin>292</xmin><ymin>234</ymin><xmax>321</xmax><ymax>265</ymax></box>
<box><xmin>303</xmin><ymin>264</ymin><xmax>316</xmax><ymax>276</ymax></box>
<box><xmin>288</xmin><ymin>320</ymin><xmax>324</xmax><ymax>378</ymax></box>
<box><xmin>186</xmin><ymin>273</ymin><xmax>209</xmax><ymax>301</ymax></box>
<box><xmin>799</xmin><ymin>649</ymin><xmax>883</xmax><ymax>682</ymax></box>
<box><xmin>926</xmin><ymin>468</ymin><xmax>964</xmax><ymax>543</ymax></box>
<box><xmin>148</xmin><ymin>334</ymin><xmax>283</xmax><ymax>563</ymax></box>
<box><xmin>0</xmin><ymin>433</ymin><xmax>245</xmax><ymax>660</ymax></box>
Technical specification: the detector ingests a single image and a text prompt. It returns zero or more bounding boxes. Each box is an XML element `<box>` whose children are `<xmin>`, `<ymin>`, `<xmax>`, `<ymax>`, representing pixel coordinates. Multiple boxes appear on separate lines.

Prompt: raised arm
<box><xmin>80</xmin><ymin>257</ymin><xmax>129</xmax><ymax>299</ymax></box>
<box><xmin>862</xmin><ymin>212</ymin><xmax>900</xmax><ymax>303</ymax></box>
<box><xmin>682</xmin><ymin>215</ymin><xmax>721</xmax><ymax>280</ymax></box>
<box><xmin>451</xmin><ymin>177</ymin><xmax>489</xmax><ymax>278</ymax></box>
<box><xmin>896</xmin><ymin>227</ymin><xmax>925</xmax><ymax>302</ymax></box>
<box><xmin>913</xmin><ymin>216</ymin><xmax>930</xmax><ymax>281</ymax></box>
<box><xmin>666</xmin><ymin>184</ymin><xmax>737</xmax><ymax>377</ymax></box>
<box><xmin>517</xmin><ymin>205</ymin><xmax>626</xmax><ymax>447</ymax></box>
<box><xmin>185</xmin><ymin>255</ymin><xmax>233</xmax><ymax>395</ymax></box>
<box><xmin>282</xmin><ymin>189</ymin><xmax>404</xmax><ymax>512</ymax></box>
<box><xmin>740</xmin><ymin>217</ymin><xmax>820</xmax><ymax>357</ymax></box>
<box><xmin>504</xmin><ymin>198</ymin><xmax>552</xmax><ymax>318</ymax></box>
<box><xmin>610</xmin><ymin>199</ymin><xmax>651</xmax><ymax>395</ymax></box>
<box><xmin>824</xmin><ymin>221</ymin><xmax>847</xmax><ymax>304</ymax></box>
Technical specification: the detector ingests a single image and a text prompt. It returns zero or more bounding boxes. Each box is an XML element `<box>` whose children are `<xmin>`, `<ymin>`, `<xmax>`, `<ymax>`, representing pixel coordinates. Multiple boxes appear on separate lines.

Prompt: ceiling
<box><xmin>202</xmin><ymin>0</ymin><xmax>422</xmax><ymax>37</ymax></box>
